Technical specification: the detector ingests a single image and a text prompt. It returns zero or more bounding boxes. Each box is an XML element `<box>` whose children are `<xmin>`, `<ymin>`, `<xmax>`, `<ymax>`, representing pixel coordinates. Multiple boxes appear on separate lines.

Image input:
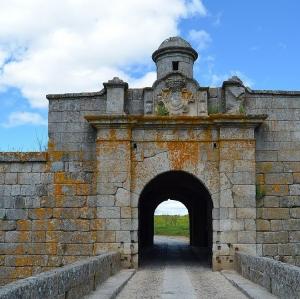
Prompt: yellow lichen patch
<box><xmin>30</xmin><ymin>208</ymin><xmax>52</xmax><ymax>220</ymax></box>
<box><xmin>46</xmin><ymin>243</ymin><xmax>58</xmax><ymax>255</ymax></box>
<box><xmin>166</xmin><ymin>141</ymin><xmax>200</xmax><ymax>170</ymax></box>
<box><xmin>256</xmin><ymin>174</ymin><xmax>265</xmax><ymax>185</ymax></box>
<box><xmin>17</xmin><ymin>232</ymin><xmax>31</xmax><ymax>242</ymax></box>
<box><xmin>15</xmin><ymin>256</ymin><xmax>33</xmax><ymax>267</ymax></box>
<box><xmin>76</xmin><ymin>184</ymin><xmax>89</xmax><ymax>196</ymax></box>
<box><xmin>54</xmin><ymin>172</ymin><xmax>83</xmax><ymax>184</ymax></box>
<box><xmin>219</xmin><ymin>140</ymin><xmax>255</xmax><ymax>149</ymax></box>
<box><xmin>90</xmin><ymin>219</ymin><xmax>105</xmax><ymax>230</ymax></box>
<box><xmin>16</xmin><ymin>220</ymin><xmax>31</xmax><ymax>231</ymax></box>
<box><xmin>14</xmin><ymin>245</ymin><xmax>26</xmax><ymax>255</ymax></box>
<box><xmin>10</xmin><ymin>267</ymin><xmax>32</xmax><ymax>279</ymax></box>
<box><xmin>274</xmin><ymin>185</ymin><xmax>281</xmax><ymax>193</ymax></box>
<box><xmin>54</xmin><ymin>184</ymin><xmax>63</xmax><ymax>196</ymax></box>
<box><xmin>47</xmin><ymin>141</ymin><xmax>63</xmax><ymax>161</ymax></box>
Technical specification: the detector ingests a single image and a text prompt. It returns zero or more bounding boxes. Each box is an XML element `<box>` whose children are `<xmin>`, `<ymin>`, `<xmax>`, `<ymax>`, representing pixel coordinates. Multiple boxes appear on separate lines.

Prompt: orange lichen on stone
<box><xmin>76</xmin><ymin>184</ymin><xmax>89</xmax><ymax>196</ymax></box>
<box><xmin>47</xmin><ymin>141</ymin><xmax>63</xmax><ymax>161</ymax></box>
<box><xmin>90</xmin><ymin>219</ymin><xmax>105</xmax><ymax>231</ymax></box>
<box><xmin>256</xmin><ymin>174</ymin><xmax>265</xmax><ymax>185</ymax></box>
<box><xmin>30</xmin><ymin>208</ymin><xmax>52</xmax><ymax>220</ymax></box>
<box><xmin>54</xmin><ymin>172</ymin><xmax>88</xmax><ymax>185</ymax></box>
<box><xmin>166</xmin><ymin>141</ymin><xmax>200</xmax><ymax>170</ymax></box>
<box><xmin>17</xmin><ymin>220</ymin><xmax>32</xmax><ymax>231</ymax></box>
<box><xmin>219</xmin><ymin>140</ymin><xmax>255</xmax><ymax>148</ymax></box>
<box><xmin>10</xmin><ymin>267</ymin><xmax>32</xmax><ymax>279</ymax></box>
<box><xmin>54</xmin><ymin>184</ymin><xmax>63</xmax><ymax>196</ymax></box>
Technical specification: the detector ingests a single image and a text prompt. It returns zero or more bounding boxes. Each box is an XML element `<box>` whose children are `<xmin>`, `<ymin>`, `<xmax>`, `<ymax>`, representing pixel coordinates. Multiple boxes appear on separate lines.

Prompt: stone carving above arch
<box><xmin>152</xmin><ymin>73</ymin><xmax>207</xmax><ymax>116</ymax></box>
<box><xmin>155</xmin><ymin>77</ymin><xmax>194</xmax><ymax>115</ymax></box>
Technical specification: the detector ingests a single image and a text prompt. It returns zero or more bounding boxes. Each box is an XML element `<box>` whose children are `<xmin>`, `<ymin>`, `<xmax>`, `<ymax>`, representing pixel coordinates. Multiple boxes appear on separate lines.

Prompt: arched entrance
<box><xmin>138</xmin><ymin>170</ymin><xmax>213</xmax><ymax>264</ymax></box>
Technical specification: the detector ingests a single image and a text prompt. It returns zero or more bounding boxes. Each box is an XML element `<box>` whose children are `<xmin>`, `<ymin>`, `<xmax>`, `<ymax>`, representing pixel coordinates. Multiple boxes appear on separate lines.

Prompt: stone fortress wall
<box><xmin>0</xmin><ymin>37</ymin><xmax>299</xmax><ymax>285</ymax></box>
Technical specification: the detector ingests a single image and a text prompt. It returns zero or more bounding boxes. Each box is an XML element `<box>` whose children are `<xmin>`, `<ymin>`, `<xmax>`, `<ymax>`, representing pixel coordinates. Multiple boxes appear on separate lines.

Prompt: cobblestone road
<box><xmin>117</xmin><ymin>236</ymin><xmax>247</xmax><ymax>299</ymax></box>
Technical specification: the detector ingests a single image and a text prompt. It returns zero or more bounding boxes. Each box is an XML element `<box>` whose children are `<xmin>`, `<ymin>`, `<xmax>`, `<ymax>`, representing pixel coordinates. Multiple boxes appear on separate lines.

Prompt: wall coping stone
<box><xmin>248</xmin><ymin>89</ymin><xmax>300</xmax><ymax>96</ymax></box>
<box><xmin>0</xmin><ymin>152</ymin><xmax>48</xmax><ymax>163</ymax></box>
<box><xmin>0</xmin><ymin>252</ymin><xmax>120</xmax><ymax>299</ymax></box>
<box><xmin>235</xmin><ymin>252</ymin><xmax>300</xmax><ymax>299</ymax></box>
<box><xmin>46</xmin><ymin>89</ymin><xmax>106</xmax><ymax>99</ymax></box>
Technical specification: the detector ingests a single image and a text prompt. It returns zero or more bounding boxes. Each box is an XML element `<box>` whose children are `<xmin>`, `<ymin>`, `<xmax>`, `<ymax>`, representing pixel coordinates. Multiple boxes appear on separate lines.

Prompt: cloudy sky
<box><xmin>0</xmin><ymin>0</ymin><xmax>299</xmax><ymax>150</ymax></box>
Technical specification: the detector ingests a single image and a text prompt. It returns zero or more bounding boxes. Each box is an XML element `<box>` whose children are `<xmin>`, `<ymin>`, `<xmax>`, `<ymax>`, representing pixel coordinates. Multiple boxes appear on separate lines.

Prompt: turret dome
<box><xmin>152</xmin><ymin>36</ymin><xmax>198</xmax><ymax>80</ymax></box>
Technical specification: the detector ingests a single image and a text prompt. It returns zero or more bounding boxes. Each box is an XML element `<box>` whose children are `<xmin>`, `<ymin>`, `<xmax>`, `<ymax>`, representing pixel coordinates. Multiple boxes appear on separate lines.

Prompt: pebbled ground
<box><xmin>117</xmin><ymin>236</ymin><xmax>247</xmax><ymax>299</ymax></box>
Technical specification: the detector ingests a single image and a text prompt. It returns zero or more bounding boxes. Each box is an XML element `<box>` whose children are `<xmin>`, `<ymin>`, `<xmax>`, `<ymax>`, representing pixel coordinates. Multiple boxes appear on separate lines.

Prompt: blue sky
<box><xmin>0</xmin><ymin>0</ymin><xmax>299</xmax><ymax>151</ymax></box>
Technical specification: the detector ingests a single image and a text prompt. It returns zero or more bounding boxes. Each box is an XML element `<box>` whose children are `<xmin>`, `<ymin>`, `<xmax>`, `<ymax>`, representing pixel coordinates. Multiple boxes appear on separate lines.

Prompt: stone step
<box><xmin>85</xmin><ymin>269</ymin><xmax>136</xmax><ymax>299</ymax></box>
<box><xmin>221</xmin><ymin>270</ymin><xmax>277</xmax><ymax>299</ymax></box>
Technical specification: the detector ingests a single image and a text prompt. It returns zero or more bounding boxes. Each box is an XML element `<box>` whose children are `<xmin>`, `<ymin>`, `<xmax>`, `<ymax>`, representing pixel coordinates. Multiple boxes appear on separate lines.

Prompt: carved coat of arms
<box><xmin>156</xmin><ymin>78</ymin><xmax>194</xmax><ymax>115</ymax></box>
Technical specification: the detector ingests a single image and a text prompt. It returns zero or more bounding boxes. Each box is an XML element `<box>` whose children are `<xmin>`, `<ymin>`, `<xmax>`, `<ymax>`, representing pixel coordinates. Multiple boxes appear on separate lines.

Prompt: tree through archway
<box><xmin>138</xmin><ymin>170</ymin><xmax>213</xmax><ymax>265</ymax></box>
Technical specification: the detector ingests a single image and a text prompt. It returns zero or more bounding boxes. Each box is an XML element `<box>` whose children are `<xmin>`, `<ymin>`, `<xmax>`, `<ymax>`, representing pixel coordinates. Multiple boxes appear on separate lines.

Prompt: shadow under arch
<box><xmin>138</xmin><ymin>170</ymin><xmax>213</xmax><ymax>265</ymax></box>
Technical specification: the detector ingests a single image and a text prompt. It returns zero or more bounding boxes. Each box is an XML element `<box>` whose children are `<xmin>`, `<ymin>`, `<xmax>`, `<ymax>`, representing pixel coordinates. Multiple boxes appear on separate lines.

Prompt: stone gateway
<box><xmin>0</xmin><ymin>37</ymin><xmax>299</xmax><ymax>285</ymax></box>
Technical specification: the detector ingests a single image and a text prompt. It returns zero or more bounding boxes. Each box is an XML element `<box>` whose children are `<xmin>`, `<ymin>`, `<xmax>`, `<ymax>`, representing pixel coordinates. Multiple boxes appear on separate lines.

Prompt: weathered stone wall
<box><xmin>0</xmin><ymin>252</ymin><xmax>121</xmax><ymax>299</ymax></box>
<box><xmin>89</xmin><ymin>115</ymin><xmax>263</xmax><ymax>271</ymax></box>
<box><xmin>1</xmin><ymin>90</ymin><xmax>299</xmax><ymax>285</ymax></box>
<box><xmin>0</xmin><ymin>95</ymin><xmax>110</xmax><ymax>285</ymax></box>
<box><xmin>0</xmin><ymin>153</ymin><xmax>50</xmax><ymax>285</ymax></box>
<box><xmin>235</xmin><ymin>252</ymin><xmax>300</xmax><ymax>298</ymax></box>
<box><xmin>245</xmin><ymin>92</ymin><xmax>300</xmax><ymax>266</ymax></box>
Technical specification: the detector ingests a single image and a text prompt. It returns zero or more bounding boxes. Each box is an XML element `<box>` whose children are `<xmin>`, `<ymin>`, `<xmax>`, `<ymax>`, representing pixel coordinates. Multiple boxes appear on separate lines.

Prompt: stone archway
<box><xmin>138</xmin><ymin>170</ymin><xmax>213</xmax><ymax>265</ymax></box>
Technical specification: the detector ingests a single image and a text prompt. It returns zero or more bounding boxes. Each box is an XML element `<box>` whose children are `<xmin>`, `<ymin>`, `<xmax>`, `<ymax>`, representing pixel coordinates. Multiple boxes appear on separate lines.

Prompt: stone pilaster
<box><xmin>94</xmin><ymin>126</ymin><xmax>135</xmax><ymax>267</ymax></box>
<box><xmin>214</xmin><ymin>125</ymin><xmax>257</xmax><ymax>270</ymax></box>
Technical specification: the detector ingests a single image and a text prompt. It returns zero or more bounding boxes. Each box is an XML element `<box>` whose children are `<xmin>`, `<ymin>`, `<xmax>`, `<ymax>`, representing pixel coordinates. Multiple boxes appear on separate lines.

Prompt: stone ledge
<box><xmin>46</xmin><ymin>89</ymin><xmax>106</xmax><ymax>99</ymax></box>
<box><xmin>235</xmin><ymin>252</ymin><xmax>300</xmax><ymax>299</ymax></box>
<box><xmin>0</xmin><ymin>152</ymin><xmax>48</xmax><ymax>163</ymax></box>
<box><xmin>248</xmin><ymin>89</ymin><xmax>300</xmax><ymax>96</ymax></box>
<box><xmin>221</xmin><ymin>270</ymin><xmax>276</xmax><ymax>299</ymax></box>
<box><xmin>0</xmin><ymin>252</ymin><xmax>121</xmax><ymax>299</ymax></box>
<box><xmin>85</xmin><ymin>114</ymin><xmax>267</xmax><ymax>130</ymax></box>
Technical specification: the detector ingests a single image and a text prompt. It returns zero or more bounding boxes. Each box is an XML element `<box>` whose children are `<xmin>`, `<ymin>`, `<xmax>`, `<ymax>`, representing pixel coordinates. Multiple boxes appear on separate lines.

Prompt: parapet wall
<box><xmin>246</xmin><ymin>92</ymin><xmax>300</xmax><ymax>266</ymax></box>
<box><xmin>235</xmin><ymin>252</ymin><xmax>300</xmax><ymax>298</ymax></box>
<box><xmin>0</xmin><ymin>252</ymin><xmax>121</xmax><ymax>299</ymax></box>
<box><xmin>0</xmin><ymin>153</ymin><xmax>51</xmax><ymax>285</ymax></box>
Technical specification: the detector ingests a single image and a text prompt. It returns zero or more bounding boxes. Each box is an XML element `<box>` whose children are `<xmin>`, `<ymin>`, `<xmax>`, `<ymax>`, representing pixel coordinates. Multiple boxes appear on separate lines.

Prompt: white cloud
<box><xmin>155</xmin><ymin>199</ymin><xmax>188</xmax><ymax>215</ymax></box>
<box><xmin>210</xmin><ymin>70</ymin><xmax>254</xmax><ymax>88</ymax></box>
<box><xmin>185</xmin><ymin>0</ymin><xmax>207</xmax><ymax>16</ymax></box>
<box><xmin>2</xmin><ymin>111</ymin><xmax>47</xmax><ymax>127</ymax></box>
<box><xmin>0</xmin><ymin>0</ymin><xmax>207</xmax><ymax>108</ymax></box>
<box><xmin>212</xmin><ymin>12</ymin><xmax>222</xmax><ymax>26</ymax></box>
<box><xmin>188</xmin><ymin>29</ymin><xmax>212</xmax><ymax>50</ymax></box>
<box><xmin>0</xmin><ymin>49</ymin><xmax>7</xmax><ymax>68</ymax></box>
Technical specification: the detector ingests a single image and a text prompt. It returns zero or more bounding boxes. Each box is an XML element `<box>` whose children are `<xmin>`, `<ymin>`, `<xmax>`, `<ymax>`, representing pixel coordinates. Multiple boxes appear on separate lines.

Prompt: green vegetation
<box><xmin>239</xmin><ymin>103</ymin><xmax>246</xmax><ymax>114</ymax></box>
<box><xmin>256</xmin><ymin>184</ymin><xmax>266</xmax><ymax>200</ymax></box>
<box><xmin>207</xmin><ymin>104</ymin><xmax>219</xmax><ymax>114</ymax></box>
<box><xmin>156</xmin><ymin>102</ymin><xmax>169</xmax><ymax>116</ymax></box>
<box><xmin>154</xmin><ymin>215</ymin><xmax>189</xmax><ymax>237</ymax></box>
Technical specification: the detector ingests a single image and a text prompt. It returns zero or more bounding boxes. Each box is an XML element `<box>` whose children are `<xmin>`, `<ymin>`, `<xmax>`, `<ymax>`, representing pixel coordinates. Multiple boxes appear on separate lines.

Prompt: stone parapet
<box><xmin>235</xmin><ymin>252</ymin><xmax>300</xmax><ymax>298</ymax></box>
<box><xmin>0</xmin><ymin>152</ymin><xmax>47</xmax><ymax>163</ymax></box>
<box><xmin>0</xmin><ymin>252</ymin><xmax>120</xmax><ymax>299</ymax></box>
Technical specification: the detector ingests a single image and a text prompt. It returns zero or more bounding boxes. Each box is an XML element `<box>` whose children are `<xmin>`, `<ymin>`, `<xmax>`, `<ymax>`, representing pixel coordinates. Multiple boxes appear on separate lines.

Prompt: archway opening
<box><xmin>138</xmin><ymin>170</ymin><xmax>213</xmax><ymax>265</ymax></box>
<box><xmin>154</xmin><ymin>200</ymin><xmax>189</xmax><ymax>241</ymax></box>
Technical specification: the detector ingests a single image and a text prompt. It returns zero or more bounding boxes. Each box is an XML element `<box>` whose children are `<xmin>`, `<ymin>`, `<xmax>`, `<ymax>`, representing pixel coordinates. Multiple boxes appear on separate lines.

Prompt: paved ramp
<box><xmin>117</xmin><ymin>236</ymin><xmax>248</xmax><ymax>299</ymax></box>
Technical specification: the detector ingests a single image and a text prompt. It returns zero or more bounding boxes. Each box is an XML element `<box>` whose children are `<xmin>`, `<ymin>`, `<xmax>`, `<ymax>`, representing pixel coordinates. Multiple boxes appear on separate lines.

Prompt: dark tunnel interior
<box><xmin>138</xmin><ymin>171</ymin><xmax>213</xmax><ymax>264</ymax></box>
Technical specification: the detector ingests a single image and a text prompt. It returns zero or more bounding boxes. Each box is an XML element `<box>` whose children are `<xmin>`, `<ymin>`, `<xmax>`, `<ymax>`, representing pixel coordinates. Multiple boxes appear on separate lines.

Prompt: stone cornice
<box><xmin>85</xmin><ymin>114</ymin><xmax>267</xmax><ymax>129</ymax></box>
<box><xmin>46</xmin><ymin>89</ymin><xmax>106</xmax><ymax>100</ymax></box>
<box><xmin>0</xmin><ymin>152</ymin><xmax>48</xmax><ymax>163</ymax></box>
<box><xmin>246</xmin><ymin>88</ymin><xmax>300</xmax><ymax>96</ymax></box>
